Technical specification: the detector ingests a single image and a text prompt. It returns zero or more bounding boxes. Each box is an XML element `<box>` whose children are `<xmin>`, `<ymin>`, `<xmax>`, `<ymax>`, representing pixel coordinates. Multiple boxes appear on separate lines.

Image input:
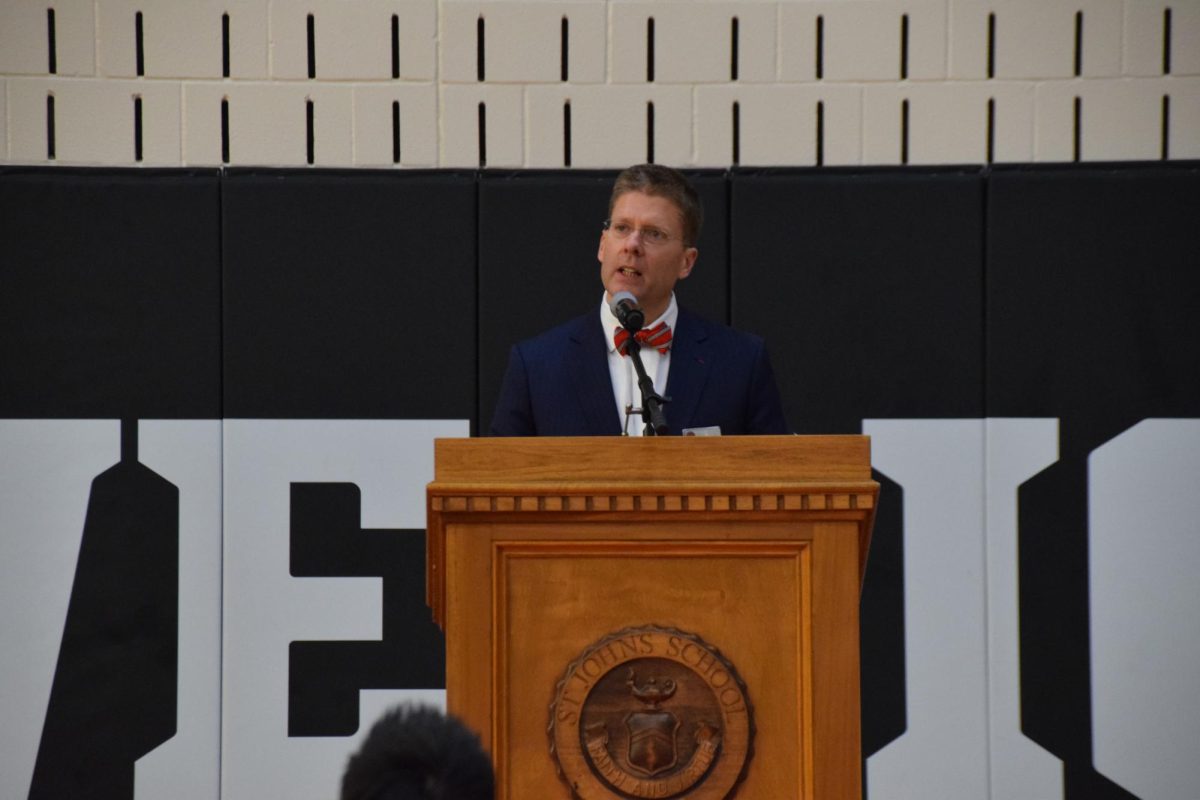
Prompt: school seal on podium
<box><xmin>549</xmin><ymin>625</ymin><xmax>754</xmax><ymax>799</ymax></box>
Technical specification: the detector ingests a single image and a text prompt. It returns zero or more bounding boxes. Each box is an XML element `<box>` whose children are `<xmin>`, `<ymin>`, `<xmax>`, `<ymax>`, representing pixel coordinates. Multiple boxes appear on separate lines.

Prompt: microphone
<box><xmin>610</xmin><ymin>291</ymin><xmax>645</xmax><ymax>333</ymax></box>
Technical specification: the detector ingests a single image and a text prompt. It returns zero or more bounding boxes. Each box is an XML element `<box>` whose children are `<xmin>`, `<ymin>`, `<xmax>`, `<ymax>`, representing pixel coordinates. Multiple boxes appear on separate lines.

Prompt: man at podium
<box><xmin>490</xmin><ymin>164</ymin><xmax>788</xmax><ymax>437</ymax></box>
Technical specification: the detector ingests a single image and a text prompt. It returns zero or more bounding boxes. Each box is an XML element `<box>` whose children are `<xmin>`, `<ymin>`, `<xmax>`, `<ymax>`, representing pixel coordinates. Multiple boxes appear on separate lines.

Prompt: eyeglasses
<box><xmin>603</xmin><ymin>219</ymin><xmax>679</xmax><ymax>247</ymax></box>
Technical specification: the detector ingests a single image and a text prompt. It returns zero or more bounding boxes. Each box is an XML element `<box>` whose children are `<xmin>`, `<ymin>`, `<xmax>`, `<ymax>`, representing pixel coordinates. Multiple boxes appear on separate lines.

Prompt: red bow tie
<box><xmin>614</xmin><ymin>322</ymin><xmax>673</xmax><ymax>356</ymax></box>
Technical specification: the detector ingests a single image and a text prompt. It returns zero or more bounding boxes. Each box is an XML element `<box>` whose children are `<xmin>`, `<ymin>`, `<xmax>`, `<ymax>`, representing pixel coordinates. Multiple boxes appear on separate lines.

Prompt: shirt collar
<box><xmin>601</xmin><ymin>293</ymin><xmax>679</xmax><ymax>354</ymax></box>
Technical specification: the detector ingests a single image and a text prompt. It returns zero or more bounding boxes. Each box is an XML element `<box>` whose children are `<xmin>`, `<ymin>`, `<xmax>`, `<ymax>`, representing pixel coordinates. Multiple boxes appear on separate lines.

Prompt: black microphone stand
<box><xmin>622</xmin><ymin>336</ymin><xmax>670</xmax><ymax>436</ymax></box>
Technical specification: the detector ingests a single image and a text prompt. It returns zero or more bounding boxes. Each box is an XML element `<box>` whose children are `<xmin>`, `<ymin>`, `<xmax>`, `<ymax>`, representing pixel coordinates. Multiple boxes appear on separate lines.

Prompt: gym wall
<box><xmin>2</xmin><ymin>3</ymin><xmax>1198</xmax><ymax>800</ymax></box>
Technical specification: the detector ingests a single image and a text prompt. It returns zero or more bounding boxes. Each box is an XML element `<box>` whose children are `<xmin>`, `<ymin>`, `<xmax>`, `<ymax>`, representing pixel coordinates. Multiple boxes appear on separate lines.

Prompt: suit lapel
<box><xmin>567</xmin><ymin>313</ymin><xmax>623</xmax><ymax>435</ymax></box>
<box><xmin>664</xmin><ymin>309</ymin><xmax>712</xmax><ymax>434</ymax></box>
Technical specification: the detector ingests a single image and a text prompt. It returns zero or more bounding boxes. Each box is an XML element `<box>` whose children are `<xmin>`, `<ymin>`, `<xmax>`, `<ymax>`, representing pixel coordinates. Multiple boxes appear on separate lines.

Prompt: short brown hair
<box><xmin>609</xmin><ymin>164</ymin><xmax>703</xmax><ymax>247</ymax></box>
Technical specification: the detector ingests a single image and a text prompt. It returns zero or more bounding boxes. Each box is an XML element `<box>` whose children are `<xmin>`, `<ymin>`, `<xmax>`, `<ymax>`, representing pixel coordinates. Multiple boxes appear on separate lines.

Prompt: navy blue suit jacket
<box><xmin>489</xmin><ymin>308</ymin><xmax>789</xmax><ymax>436</ymax></box>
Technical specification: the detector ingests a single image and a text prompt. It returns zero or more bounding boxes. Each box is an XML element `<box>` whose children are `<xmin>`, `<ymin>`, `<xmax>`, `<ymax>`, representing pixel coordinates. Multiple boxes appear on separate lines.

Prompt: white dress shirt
<box><xmin>600</xmin><ymin>293</ymin><xmax>678</xmax><ymax>436</ymax></box>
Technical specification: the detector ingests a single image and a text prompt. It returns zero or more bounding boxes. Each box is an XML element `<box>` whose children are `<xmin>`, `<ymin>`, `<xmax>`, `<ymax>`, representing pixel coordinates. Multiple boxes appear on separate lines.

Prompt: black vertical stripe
<box><xmin>901</xmin><ymin>99</ymin><xmax>909</xmax><ymax>165</ymax></box>
<box><xmin>46</xmin><ymin>94</ymin><xmax>56</xmax><ymax>160</ymax></box>
<box><xmin>1161</xmin><ymin>94</ymin><xmax>1170</xmax><ymax>160</ymax></box>
<box><xmin>731</xmin><ymin>17</ymin><xmax>739</xmax><ymax>81</ymax></box>
<box><xmin>1072</xmin><ymin>96</ymin><xmax>1081</xmax><ymax>162</ymax></box>
<box><xmin>647</xmin><ymin>18</ymin><xmax>655</xmax><ymax>82</ymax></box>
<box><xmin>47</xmin><ymin>9</ymin><xmax>57</xmax><ymax>74</ymax></box>
<box><xmin>815</xmin><ymin>100</ymin><xmax>824</xmax><ymax>166</ymax></box>
<box><xmin>477</xmin><ymin>17</ymin><xmax>485</xmax><ymax>81</ymax></box>
<box><xmin>391</xmin><ymin>15</ymin><xmax>399</xmax><ymax>78</ymax></box>
<box><xmin>478</xmin><ymin>102</ymin><xmax>487</xmax><ymax>167</ymax></box>
<box><xmin>646</xmin><ymin>101</ymin><xmax>655</xmax><ymax>163</ymax></box>
<box><xmin>987</xmin><ymin>13</ymin><xmax>995</xmax><ymax>78</ymax></box>
<box><xmin>120</xmin><ymin>418</ymin><xmax>138</xmax><ymax>463</ymax></box>
<box><xmin>563</xmin><ymin>101</ymin><xmax>572</xmax><ymax>166</ymax></box>
<box><xmin>306</xmin><ymin>99</ymin><xmax>314</xmax><ymax>164</ymax></box>
<box><xmin>221</xmin><ymin>98</ymin><xmax>230</xmax><ymax>163</ymax></box>
<box><xmin>561</xmin><ymin>17</ymin><xmax>569</xmax><ymax>81</ymax></box>
<box><xmin>135</xmin><ymin>11</ymin><xmax>144</xmax><ymax>76</ymax></box>
<box><xmin>307</xmin><ymin>14</ymin><xmax>315</xmax><ymax>78</ymax></box>
<box><xmin>134</xmin><ymin>96</ymin><xmax>143</xmax><ymax>162</ymax></box>
<box><xmin>816</xmin><ymin>15</ymin><xmax>824</xmax><ymax>79</ymax></box>
<box><xmin>392</xmin><ymin>101</ymin><xmax>401</xmax><ymax>164</ymax></box>
<box><xmin>222</xmin><ymin>13</ymin><xmax>230</xmax><ymax>77</ymax></box>
<box><xmin>986</xmin><ymin>98</ymin><xmax>995</xmax><ymax>164</ymax></box>
<box><xmin>732</xmin><ymin>102</ymin><xmax>740</xmax><ymax>165</ymax></box>
<box><xmin>1163</xmin><ymin>8</ymin><xmax>1172</xmax><ymax>74</ymax></box>
<box><xmin>900</xmin><ymin>14</ymin><xmax>909</xmax><ymax>79</ymax></box>
<box><xmin>1074</xmin><ymin>11</ymin><xmax>1083</xmax><ymax>76</ymax></box>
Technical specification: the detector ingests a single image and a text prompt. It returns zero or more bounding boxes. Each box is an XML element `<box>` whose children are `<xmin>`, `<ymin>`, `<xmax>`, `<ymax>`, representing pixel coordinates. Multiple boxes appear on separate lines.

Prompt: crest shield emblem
<box><xmin>549</xmin><ymin>626</ymin><xmax>754</xmax><ymax>800</ymax></box>
<box><xmin>625</xmin><ymin>709</ymin><xmax>680</xmax><ymax>776</ymax></box>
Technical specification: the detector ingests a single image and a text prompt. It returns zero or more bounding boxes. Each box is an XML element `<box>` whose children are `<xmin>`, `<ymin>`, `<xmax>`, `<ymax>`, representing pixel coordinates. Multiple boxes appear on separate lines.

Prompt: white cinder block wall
<box><xmin>0</xmin><ymin>0</ymin><xmax>1197</xmax><ymax>167</ymax></box>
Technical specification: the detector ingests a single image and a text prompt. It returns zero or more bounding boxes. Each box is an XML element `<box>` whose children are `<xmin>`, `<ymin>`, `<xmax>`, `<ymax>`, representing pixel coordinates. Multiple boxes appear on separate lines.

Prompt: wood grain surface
<box><xmin>427</xmin><ymin>436</ymin><xmax>876</xmax><ymax>800</ymax></box>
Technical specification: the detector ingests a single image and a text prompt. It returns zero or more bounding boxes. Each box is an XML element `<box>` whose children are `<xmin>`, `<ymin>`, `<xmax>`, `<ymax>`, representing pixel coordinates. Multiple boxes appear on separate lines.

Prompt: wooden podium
<box><xmin>426</xmin><ymin>436</ymin><xmax>877</xmax><ymax>800</ymax></box>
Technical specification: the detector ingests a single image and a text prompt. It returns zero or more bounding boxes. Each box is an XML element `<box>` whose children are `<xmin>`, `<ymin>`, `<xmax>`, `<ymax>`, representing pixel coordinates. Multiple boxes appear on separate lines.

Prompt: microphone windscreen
<box><xmin>610</xmin><ymin>290</ymin><xmax>638</xmax><ymax>314</ymax></box>
<box><xmin>611</xmin><ymin>292</ymin><xmax>644</xmax><ymax>332</ymax></box>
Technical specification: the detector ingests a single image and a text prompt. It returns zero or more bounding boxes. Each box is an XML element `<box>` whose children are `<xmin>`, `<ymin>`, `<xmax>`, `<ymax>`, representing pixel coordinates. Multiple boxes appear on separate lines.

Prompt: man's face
<box><xmin>598</xmin><ymin>190</ymin><xmax>698</xmax><ymax>321</ymax></box>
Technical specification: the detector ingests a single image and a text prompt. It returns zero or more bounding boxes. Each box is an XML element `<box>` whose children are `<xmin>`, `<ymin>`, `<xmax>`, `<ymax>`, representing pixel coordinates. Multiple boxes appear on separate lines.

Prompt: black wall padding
<box><xmin>476</xmin><ymin>169</ymin><xmax>729</xmax><ymax>431</ymax></box>
<box><xmin>987</xmin><ymin>164</ymin><xmax>1200</xmax><ymax>422</ymax></box>
<box><xmin>288</xmin><ymin>483</ymin><xmax>444</xmax><ymax>736</ymax></box>
<box><xmin>672</xmin><ymin>170</ymin><xmax>730</xmax><ymax>324</ymax></box>
<box><xmin>987</xmin><ymin>164</ymin><xmax>1200</xmax><ymax>800</ymax></box>
<box><xmin>730</xmin><ymin>167</ymin><xmax>985</xmax><ymax>769</ymax></box>
<box><xmin>478</xmin><ymin>171</ymin><xmax>614</xmax><ymax>431</ymax></box>
<box><xmin>0</xmin><ymin>168</ymin><xmax>221</xmax><ymax>418</ymax></box>
<box><xmin>31</xmin><ymin>452</ymin><xmax>179</xmax><ymax>800</ymax></box>
<box><xmin>221</xmin><ymin>170</ymin><xmax>477</xmax><ymax>421</ymax></box>
<box><xmin>855</xmin><ymin>469</ymin><xmax>907</xmax><ymax>765</ymax></box>
<box><xmin>729</xmin><ymin>167</ymin><xmax>986</xmax><ymax>434</ymax></box>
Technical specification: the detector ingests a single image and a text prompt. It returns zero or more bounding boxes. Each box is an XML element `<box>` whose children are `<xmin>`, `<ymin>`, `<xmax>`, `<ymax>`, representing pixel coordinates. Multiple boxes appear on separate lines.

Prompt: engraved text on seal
<box><xmin>549</xmin><ymin>626</ymin><xmax>754</xmax><ymax>800</ymax></box>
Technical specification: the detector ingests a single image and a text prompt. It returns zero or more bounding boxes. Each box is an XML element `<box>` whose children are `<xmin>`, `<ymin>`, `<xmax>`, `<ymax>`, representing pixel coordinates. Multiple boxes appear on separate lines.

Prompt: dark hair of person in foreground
<box><xmin>340</xmin><ymin>705</ymin><xmax>494</xmax><ymax>800</ymax></box>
